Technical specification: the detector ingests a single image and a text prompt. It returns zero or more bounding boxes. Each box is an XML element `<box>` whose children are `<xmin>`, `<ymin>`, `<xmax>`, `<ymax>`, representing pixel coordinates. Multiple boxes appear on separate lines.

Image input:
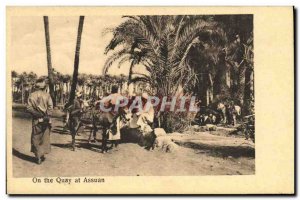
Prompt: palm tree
<box><xmin>27</xmin><ymin>71</ymin><xmax>37</xmax><ymax>98</ymax></box>
<box><xmin>68</xmin><ymin>16</ymin><xmax>85</xmax><ymax>105</ymax></box>
<box><xmin>43</xmin><ymin>16</ymin><xmax>56</xmax><ymax>106</ymax></box>
<box><xmin>52</xmin><ymin>70</ymin><xmax>65</xmax><ymax>105</ymax></box>
<box><xmin>86</xmin><ymin>74</ymin><xmax>94</xmax><ymax>98</ymax></box>
<box><xmin>78</xmin><ymin>73</ymin><xmax>88</xmax><ymax>99</ymax></box>
<box><xmin>97</xmin><ymin>75</ymin><xmax>105</xmax><ymax>96</ymax></box>
<box><xmin>18</xmin><ymin>72</ymin><xmax>28</xmax><ymax>104</ymax></box>
<box><xmin>214</xmin><ymin>15</ymin><xmax>254</xmax><ymax>113</ymax></box>
<box><xmin>118</xmin><ymin>74</ymin><xmax>127</xmax><ymax>93</ymax></box>
<box><xmin>242</xmin><ymin>34</ymin><xmax>254</xmax><ymax>115</ymax></box>
<box><xmin>104</xmin><ymin>15</ymin><xmax>224</xmax><ymax>131</ymax></box>
<box><xmin>11</xmin><ymin>70</ymin><xmax>18</xmax><ymax>99</ymax></box>
<box><xmin>62</xmin><ymin>74</ymin><xmax>71</xmax><ymax>104</ymax></box>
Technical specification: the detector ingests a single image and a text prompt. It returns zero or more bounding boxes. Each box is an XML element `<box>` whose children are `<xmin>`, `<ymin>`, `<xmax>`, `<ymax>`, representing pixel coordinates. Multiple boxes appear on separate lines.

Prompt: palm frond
<box><xmin>103</xmin><ymin>49</ymin><xmax>129</xmax><ymax>74</ymax></box>
<box><xmin>117</xmin><ymin>55</ymin><xmax>131</xmax><ymax>69</ymax></box>
<box><xmin>129</xmin><ymin>76</ymin><xmax>151</xmax><ymax>84</ymax></box>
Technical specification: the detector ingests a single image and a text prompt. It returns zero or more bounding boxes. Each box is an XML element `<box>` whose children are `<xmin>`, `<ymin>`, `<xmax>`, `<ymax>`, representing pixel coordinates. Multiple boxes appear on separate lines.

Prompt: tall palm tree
<box><xmin>68</xmin><ymin>16</ymin><xmax>85</xmax><ymax>105</ymax></box>
<box><xmin>43</xmin><ymin>16</ymin><xmax>56</xmax><ymax>106</ymax></box>
<box><xmin>104</xmin><ymin>15</ymin><xmax>224</xmax><ymax>131</ymax></box>
<box><xmin>18</xmin><ymin>72</ymin><xmax>28</xmax><ymax>104</ymax></box>
<box><xmin>214</xmin><ymin>15</ymin><xmax>253</xmax><ymax>113</ymax></box>
<box><xmin>104</xmin><ymin>16</ymin><xmax>226</xmax><ymax>94</ymax></box>
<box><xmin>243</xmin><ymin>34</ymin><xmax>254</xmax><ymax>115</ymax></box>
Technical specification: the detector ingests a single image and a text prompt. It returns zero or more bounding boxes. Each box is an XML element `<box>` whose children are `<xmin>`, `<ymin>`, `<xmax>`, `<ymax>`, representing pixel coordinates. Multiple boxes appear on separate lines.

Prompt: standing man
<box><xmin>136</xmin><ymin>92</ymin><xmax>156</xmax><ymax>150</ymax></box>
<box><xmin>27</xmin><ymin>78</ymin><xmax>53</xmax><ymax>165</ymax></box>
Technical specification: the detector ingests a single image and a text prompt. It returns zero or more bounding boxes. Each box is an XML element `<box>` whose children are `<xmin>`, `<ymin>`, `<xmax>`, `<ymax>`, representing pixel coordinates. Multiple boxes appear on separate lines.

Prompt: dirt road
<box><xmin>12</xmin><ymin>111</ymin><xmax>254</xmax><ymax>177</ymax></box>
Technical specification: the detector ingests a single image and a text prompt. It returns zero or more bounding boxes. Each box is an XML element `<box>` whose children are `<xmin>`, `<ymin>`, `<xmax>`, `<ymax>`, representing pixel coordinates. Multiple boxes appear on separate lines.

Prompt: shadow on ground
<box><xmin>51</xmin><ymin>126</ymin><xmax>70</xmax><ymax>135</ymax></box>
<box><xmin>12</xmin><ymin>148</ymin><xmax>36</xmax><ymax>164</ymax></box>
<box><xmin>174</xmin><ymin>141</ymin><xmax>255</xmax><ymax>158</ymax></box>
<box><xmin>51</xmin><ymin>139</ymin><xmax>105</xmax><ymax>153</ymax></box>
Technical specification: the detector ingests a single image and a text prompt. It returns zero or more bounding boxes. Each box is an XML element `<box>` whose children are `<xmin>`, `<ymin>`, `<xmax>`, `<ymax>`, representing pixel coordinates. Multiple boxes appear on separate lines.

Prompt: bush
<box><xmin>160</xmin><ymin>111</ymin><xmax>195</xmax><ymax>133</ymax></box>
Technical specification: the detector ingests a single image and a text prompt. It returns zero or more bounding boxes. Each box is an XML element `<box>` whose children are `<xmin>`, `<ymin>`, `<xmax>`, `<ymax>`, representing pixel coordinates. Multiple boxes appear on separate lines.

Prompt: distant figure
<box><xmin>217</xmin><ymin>102</ymin><xmax>227</xmax><ymax>124</ymax></box>
<box><xmin>26</xmin><ymin>78</ymin><xmax>53</xmax><ymax>165</ymax></box>
<box><xmin>205</xmin><ymin>113</ymin><xmax>216</xmax><ymax>125</ymax></box>
<box><xmin>233</xmin><ymin>105</ymin><xmax>241</xmax><ymax>125</ymax></box>
<box><xmin>67</xmin><ymin>91</ymin><xmax>83</xmax><ymax>150</ymax></box>
<box><xmin>227</xmin><ymin>102</ymin><xmax>241</xmax><ymax>126</ymax></box>
<box><xmin>199</xmin><ymin>114</ymin><xmax>206</xmax><ymax>125</ymax></box>
<box><xmin>226</xmin><ymin>103</ymin><xmax>233</xmax><ymax>125</ymax></box>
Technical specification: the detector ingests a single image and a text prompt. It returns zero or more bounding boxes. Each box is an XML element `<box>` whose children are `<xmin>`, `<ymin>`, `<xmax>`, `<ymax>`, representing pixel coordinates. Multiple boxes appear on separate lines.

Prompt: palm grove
<box><xmin>11</xmin><ymin>15</ymin><xmax>254</xmax><ymax>132</ymax></box>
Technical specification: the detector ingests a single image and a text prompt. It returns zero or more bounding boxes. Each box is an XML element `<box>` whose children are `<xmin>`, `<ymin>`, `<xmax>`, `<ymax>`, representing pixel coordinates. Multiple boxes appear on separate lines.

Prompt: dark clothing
<box><xmin>31</xmin><ymin>119</ymin><xmax>51</xmax><ymax>158</ymax></box>
<box><xmin>226</xmin><ymin>105</ymin><xmax>236</xmax><ymax>125</ymax></box>
<box><xmin>68</xmin><ymin>98</ymin><xmax>82</xmax><ymax>148</ymax></box>
<box><xmin>27</xmin><ymin>90</ymin><xmax>53</xmax><ymax>159</ymax></box>
<box><xmin>68</xmin><ymin>99</ymin><xmax>82</xmax><ymax>133</ymax></box>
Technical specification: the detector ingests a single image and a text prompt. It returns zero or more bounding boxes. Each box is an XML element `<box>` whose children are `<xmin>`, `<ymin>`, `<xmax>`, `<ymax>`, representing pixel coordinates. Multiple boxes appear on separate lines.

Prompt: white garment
<box><xmin>136</xmin><ymin>103</ymin><xmax>155</xmax><ymax>133</ymax></box>
<box><xmin>234</xmin><ymin>105</ymin><xmax>241</xmax><ymax>116</ymax></box>
<box><xmin>129</xmin><ymin>113</ymin><xmax>140</xmax><ymax>128</ymax></box>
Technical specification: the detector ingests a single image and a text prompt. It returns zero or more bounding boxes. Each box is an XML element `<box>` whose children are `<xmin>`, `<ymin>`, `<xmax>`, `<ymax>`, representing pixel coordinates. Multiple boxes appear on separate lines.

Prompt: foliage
<box><xmin>104</xmin><ymin>15</ymin><xmax>254</xmax><ymax>131</ymax></box>
<box><xmin>11</xmin><ymin>70</ymin><xmax>128</xmax><ymax>105</ymax></box>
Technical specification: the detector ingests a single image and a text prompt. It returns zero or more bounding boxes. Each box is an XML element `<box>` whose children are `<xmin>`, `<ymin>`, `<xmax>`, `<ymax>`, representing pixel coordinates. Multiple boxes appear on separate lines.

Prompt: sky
<box><xmin>9</xmin><ymin>16</ymin><xmax>131</xmax><ymax>76</ymax></box>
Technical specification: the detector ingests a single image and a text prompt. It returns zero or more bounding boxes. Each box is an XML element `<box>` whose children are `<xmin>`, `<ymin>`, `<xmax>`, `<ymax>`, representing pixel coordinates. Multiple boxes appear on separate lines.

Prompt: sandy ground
<box><xmin>12</xmin><ymin>110</ymin><xmax>255</xmax><ymax>177</ymax></box>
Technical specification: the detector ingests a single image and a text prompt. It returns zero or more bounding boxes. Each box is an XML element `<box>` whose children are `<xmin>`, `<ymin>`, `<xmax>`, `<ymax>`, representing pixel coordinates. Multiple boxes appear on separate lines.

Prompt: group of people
<box><xmin>91</xmin><ymin>87</ymin><xmax>155</xmax><ymax>153</ymax></box>
<box><xmin>193</xmin><ymin>101</ymin><xmax>241</xmax><ymax>127</ymax></box>
<box><xmin>26</xmin><ymin>78</ymin><xmax>155</xmax><ymax>164</ymax></box>
<box><xmin>217</xmin><ymin>101</ymin><xmax>241</xmax><ymax>126</ymax></box>
<box><xmin>25</xmin><ymin>76</ymin><xmax>242</xmax><ymax>165</ymax></box>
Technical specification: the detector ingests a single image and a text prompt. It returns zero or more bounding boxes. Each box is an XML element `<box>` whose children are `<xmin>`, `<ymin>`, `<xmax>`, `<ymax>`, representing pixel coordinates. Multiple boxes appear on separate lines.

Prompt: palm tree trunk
<box><xmin>82</xmin><ymin>85</ymin><xmax>85</xmax><ymax>99</ymax></box>
<box><xmin>214</xmin><ymin>64</ymin><xmax>230</xmax><ymax>101</ymax></box>
<box><xmin>237</xmin><ymin>63</ymin><xmax>246</xmax><ymax>106</ymax></box>
<box><xmin>21</xmin><ymin>82</ymin><xmax>24</xmax><ymax>104</ymax></box>
<box><xmin>60</xmin><ymin>83</ymin><xmax>64</xmax><ymax>105</ymax></box>
<box><xmin>211</xmin><ymin>50</ymin><xmax>230</xmax><ymax>101</ymax></box>
<box><xmin>11</xmin><ymin>79</ymin><xmax>15</xmax><ymax>100</ymax></box>
<box><xmin>67</xmin><ymin>82</ymin><xmax>70</xmax><ymax>94</ymax></box>
<box><xmin>69</xmin><ymin>16</ymin><xmax>85</xmax><ymax>104</ymax></box>
<box><xmin>43</xmin><ymin>16</ymin><xmax>56</xmax><ymax>107</ymax></box>
<box><xmin>244</xmin><ymin>64</ymin><xmax>254</xmax><ymax>115</ymax></box>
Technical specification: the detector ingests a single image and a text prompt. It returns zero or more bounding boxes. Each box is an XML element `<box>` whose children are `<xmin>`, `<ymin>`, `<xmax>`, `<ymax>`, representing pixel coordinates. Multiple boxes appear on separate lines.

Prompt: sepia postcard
<box><xmin>6</xmin><ymin>6</ymin><xmax>294</xmax><ymax>195</ymax></box>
